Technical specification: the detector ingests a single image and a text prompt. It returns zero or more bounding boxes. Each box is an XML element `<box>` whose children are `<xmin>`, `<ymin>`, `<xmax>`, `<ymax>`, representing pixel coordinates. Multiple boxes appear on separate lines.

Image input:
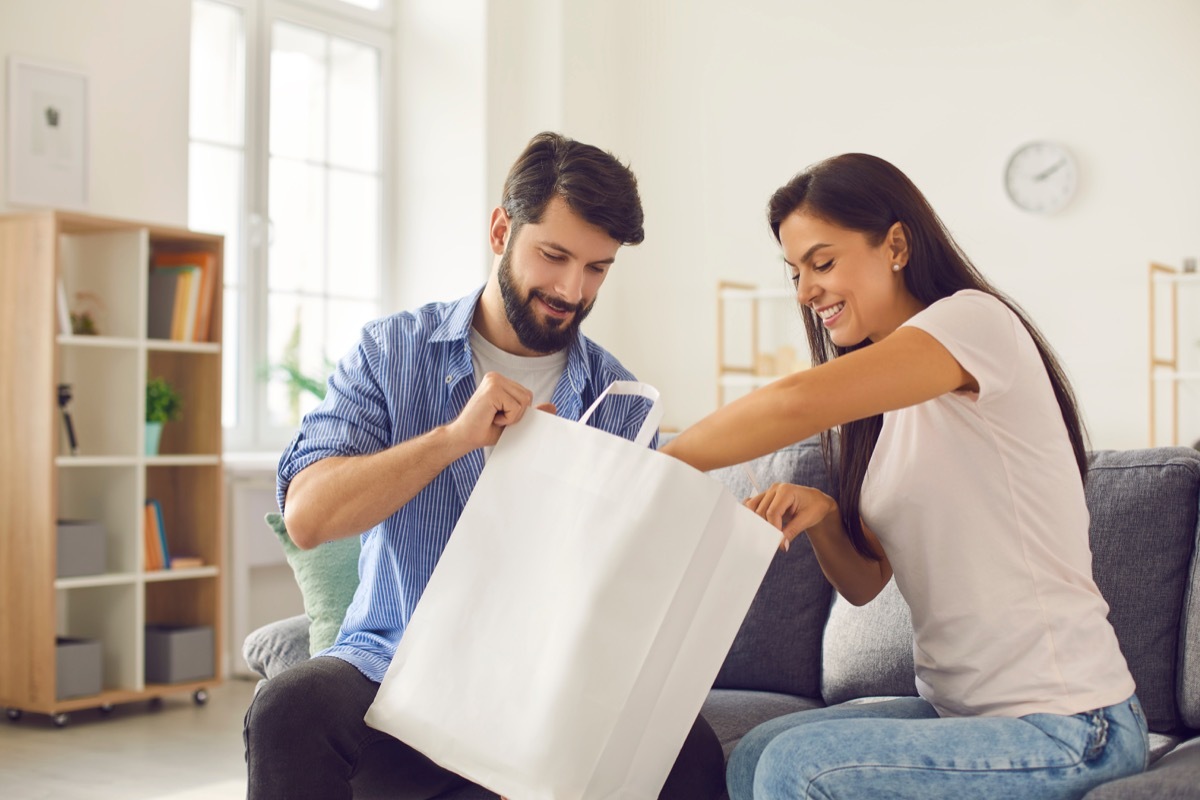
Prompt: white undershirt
<box><xmin>469</xmin><ymin>327</ymin><xmax>567</xmax><ymax>460</ymax></box>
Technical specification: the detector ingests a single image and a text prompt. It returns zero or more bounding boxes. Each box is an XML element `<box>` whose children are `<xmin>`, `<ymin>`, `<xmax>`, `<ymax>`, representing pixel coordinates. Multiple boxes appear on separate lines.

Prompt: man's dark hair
<box><xmin>501</xmin><ymin>132</ymin><xmax>644</xmax><ymax>246</ymax></box>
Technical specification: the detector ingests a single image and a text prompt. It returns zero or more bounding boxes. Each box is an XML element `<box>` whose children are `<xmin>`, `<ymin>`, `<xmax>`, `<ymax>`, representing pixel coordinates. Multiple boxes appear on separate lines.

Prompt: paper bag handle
<box><xmin>578</xmin><ymin>381</ymin><xmax>663</xmax><ymax>448</ymax></box>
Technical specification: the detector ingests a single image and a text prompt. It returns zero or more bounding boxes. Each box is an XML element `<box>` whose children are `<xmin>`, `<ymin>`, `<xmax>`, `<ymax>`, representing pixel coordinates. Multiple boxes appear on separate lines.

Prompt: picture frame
<box><xmin>6</xmin><ymin>56</ymin><xmax>89</xmax><ymax>209</ymax></box>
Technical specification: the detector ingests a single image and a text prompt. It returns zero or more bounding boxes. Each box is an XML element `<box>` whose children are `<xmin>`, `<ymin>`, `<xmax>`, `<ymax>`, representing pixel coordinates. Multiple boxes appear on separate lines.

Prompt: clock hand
<box><xmin>1034</xmin><ymin>159</ymin><xmax>1067</xmax><ymax>181</ymax></box>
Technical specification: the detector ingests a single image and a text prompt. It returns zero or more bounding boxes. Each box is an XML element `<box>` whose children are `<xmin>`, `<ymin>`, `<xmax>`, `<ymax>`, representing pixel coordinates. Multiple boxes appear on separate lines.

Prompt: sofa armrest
<box><xmin>243</xmin><ymin>614</ymin><xmax>311</xmax><ymax>680</ymax></box>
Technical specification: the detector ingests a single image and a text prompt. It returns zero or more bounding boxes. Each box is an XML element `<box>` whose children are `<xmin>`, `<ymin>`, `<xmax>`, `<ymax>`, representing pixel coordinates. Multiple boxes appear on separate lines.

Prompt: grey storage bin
<box><xmin>56</xmin><ymin>520</ymin><xmax>107</xmax><ymax>578</ymax></box>
<box><xmin>56</xmin><ymin>637</ymin><xmax>102</xmax><ymax>699</ymax></box>
<box><xmin>144</xmin><ymin>625</ymin><xmax>214</xmax><ymax>683</ymax></box>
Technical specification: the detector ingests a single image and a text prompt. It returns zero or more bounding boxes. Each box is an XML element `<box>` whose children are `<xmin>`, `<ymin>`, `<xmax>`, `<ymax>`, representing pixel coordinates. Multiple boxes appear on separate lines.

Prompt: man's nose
<box><xmin>554</xmin><ymin>263</ymin><xmax>585</xmax><ymax>305</ymax></box>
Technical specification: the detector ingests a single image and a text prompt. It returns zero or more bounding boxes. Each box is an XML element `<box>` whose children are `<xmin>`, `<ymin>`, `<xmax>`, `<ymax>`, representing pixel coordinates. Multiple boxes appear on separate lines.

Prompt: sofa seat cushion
<box><xmin>1082</xmin><ymin>734</ymin><xmax>1200</xmax><ymax>799</ymax></box>
<box><xmin>707</xmin><ymin>438</ymin><xmax>834</xmax><ymax>698</ymax></box>
<box><xmin>702</xmin><ymin>689</ymin><xmax>824</xmax><ymax>757</ymax></box>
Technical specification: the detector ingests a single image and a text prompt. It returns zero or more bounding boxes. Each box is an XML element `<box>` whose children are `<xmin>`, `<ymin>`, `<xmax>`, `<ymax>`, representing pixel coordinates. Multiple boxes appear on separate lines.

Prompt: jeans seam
<box><xmin>803</xmin><ymin>755</ymin><xmax>1094</xmax><ymax>797</ymax></box>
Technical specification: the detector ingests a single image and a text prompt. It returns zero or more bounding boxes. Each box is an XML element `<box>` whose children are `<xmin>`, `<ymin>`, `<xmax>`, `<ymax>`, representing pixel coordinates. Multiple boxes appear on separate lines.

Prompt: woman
<box><xmin>662</xmin><ymin>154</ymin><xmax>1148</xmax><ymax>799</ymax></box>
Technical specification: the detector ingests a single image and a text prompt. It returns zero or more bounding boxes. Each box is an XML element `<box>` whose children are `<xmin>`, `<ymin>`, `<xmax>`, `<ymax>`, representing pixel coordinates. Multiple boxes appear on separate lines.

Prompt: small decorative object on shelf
<box><xmin>56</xmin><ymin>383</ymin><xmax>79</xmax><ymax>455</ymax></box>
<box><xmin>145</xmin><ymin>376</ymin><xmax>182</xmax><ymax>456</ymax></box>
<box><xmin>69</xmin><ymin>290</ymin><xmax>104</xmax><ymax>335</ymax></box>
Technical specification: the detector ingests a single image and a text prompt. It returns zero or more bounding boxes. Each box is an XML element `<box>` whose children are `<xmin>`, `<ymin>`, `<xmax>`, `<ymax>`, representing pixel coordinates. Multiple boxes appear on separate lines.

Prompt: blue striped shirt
<box><xmin>276</xmin><ymin>287</ymin><xmax>654</xmax><ymax>682</ymax></box>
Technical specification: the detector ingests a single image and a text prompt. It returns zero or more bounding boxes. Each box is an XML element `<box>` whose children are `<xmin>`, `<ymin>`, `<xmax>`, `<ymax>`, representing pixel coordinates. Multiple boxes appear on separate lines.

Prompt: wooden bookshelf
<box><xmin>0</xmin><ymin>210</ymin><xmax>224</xmax><ymax>726</ymax></box>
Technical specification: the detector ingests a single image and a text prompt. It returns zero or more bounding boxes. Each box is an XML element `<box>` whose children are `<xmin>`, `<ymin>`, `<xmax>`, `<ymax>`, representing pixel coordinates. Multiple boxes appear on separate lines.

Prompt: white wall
<box><xmin>0</xmin><ymin>0</ymin><xmax>191</xmax><ymax>225</ymax></box>
<box><xmin>3</xmin><ymin>0</ymin><xmax>1197</xmax><ymax>447</ymax></box>
<box><xmin>560</xmin><ymin>0</ymin><xmax>1200</xmax><ymax>448</ymax></box>
<box><xmin>391</xmin><ymin>0</ymin><xmax>490</xmax><ymax>309</ymax></box>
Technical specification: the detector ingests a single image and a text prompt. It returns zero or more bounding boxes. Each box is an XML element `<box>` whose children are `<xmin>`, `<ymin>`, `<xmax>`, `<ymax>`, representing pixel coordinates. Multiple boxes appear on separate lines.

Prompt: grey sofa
<box><xmin>244</xmin><ymin>442</ymin><xmax>1200</xmax><ymax>799</ymax></box>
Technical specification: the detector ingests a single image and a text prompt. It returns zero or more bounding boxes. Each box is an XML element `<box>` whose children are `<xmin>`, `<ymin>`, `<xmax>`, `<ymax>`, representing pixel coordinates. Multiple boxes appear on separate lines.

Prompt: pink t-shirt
<box><xmin>860</xmin><ymin>289</ymin><xmax>1134</xmax><ymax>718</ymax></box>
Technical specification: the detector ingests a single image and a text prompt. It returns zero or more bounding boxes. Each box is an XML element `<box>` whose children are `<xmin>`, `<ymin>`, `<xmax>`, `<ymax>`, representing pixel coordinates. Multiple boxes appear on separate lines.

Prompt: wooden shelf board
<box><xmin>55</xmin><ymin>335</ymin><xmax>139</xmax><ymax>349</ymax></box>
<box><xmin>145</xmin><ymin>455</ymin><xmax>222</xmax><ymax>467</ymax></box>
<box><xmin>55</xmin><ymin>456</ymin><xmax>140</xmax><ymax>468</ymax></box>
<box><xmin>146</xmin><ymin>340</ymin><xmax>221</xmax><ymax>354</ymax></box>
<box><xmin>10</xmin><ymin>680</ymin><xmax>217</xmax><ymax>716</ymax></box>
<box><xmin>718</xmin><ymin>287</ymin><xmax>796</xmax><ymax>300</ymax></box>
<box><xmin>143</xmin><ymin>566</ymin><xmax>220</xmax><ymax>583</ymax></box>
<box><xmin>54</xmin><ymin>573</ymin><xmax>138</xmax><ymax>590</ymax></box>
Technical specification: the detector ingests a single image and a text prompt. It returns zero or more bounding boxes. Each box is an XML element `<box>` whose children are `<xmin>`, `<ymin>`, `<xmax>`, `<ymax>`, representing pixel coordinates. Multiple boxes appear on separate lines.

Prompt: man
<box><xmin>245</xmin><ymin>132</ymin><xmax>726</xmax><ymax>799</ymax></box>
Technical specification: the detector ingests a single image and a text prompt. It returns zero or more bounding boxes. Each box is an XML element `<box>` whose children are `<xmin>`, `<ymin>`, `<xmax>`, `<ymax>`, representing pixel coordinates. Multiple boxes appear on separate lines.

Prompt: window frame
<box><xmin>191</xmin><ymin>0</ymin><xmax>394</xmax><ymax>453</ymax></box>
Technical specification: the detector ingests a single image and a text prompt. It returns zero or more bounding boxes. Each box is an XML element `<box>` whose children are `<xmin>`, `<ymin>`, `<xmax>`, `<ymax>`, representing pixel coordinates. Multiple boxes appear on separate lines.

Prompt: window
<box><xmin>189</xmin><ymin>0</ymin><xmax>392</xmax><ymax>452</ymax></box>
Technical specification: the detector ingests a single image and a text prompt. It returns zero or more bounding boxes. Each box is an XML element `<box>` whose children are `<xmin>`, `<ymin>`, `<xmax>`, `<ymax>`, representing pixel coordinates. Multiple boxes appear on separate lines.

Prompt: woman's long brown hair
<box><xmin>767</xmin><ymin>154</ymin><xmax>1088</xmax><ymax>561</ymax></box>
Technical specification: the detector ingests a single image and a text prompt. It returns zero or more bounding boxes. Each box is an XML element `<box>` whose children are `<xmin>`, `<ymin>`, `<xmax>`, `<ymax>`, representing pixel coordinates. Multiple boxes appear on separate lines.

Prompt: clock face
<box><xmin>1004</xmin><ymin>141</ymin><xmax>1078</xmax><ymax>214</ymax></box>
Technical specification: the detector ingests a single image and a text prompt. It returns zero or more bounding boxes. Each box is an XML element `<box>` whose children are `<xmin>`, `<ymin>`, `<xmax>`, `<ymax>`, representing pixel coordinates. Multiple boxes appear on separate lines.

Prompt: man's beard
<box><xmin>498</xmin><ymin>247</ymin><xmax>593</xmax><ymax>354</ymax></box>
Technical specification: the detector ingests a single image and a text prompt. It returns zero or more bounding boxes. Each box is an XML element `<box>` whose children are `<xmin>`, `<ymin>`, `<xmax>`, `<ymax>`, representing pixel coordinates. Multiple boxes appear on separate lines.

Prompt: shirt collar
<box><xmin>431</xmin><ymin>285</ymin><xmax>594</xmax><ymax>396</ymax></box>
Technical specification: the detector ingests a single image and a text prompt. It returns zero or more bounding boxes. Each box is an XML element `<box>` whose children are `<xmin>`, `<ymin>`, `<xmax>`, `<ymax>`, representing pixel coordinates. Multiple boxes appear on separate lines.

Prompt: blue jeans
<box><xmin>727</xmin><ymin>695</ymin><xmax>1148</xmax><ymax>800</ymax></box>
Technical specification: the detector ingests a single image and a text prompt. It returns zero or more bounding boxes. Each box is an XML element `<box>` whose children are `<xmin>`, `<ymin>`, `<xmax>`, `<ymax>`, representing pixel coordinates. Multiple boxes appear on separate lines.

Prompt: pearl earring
<box><xmin>892</xmin><ymin>264</ymin><xmax>901</xmax><ymax>273</ymax></box>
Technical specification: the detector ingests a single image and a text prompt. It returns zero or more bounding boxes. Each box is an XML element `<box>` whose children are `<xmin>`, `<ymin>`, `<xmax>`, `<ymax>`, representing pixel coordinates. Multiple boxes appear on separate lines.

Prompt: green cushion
<box><xmin>265</xmin><ymin>512</ymin><xmax>361</xmax><ymax>656</ymax></box>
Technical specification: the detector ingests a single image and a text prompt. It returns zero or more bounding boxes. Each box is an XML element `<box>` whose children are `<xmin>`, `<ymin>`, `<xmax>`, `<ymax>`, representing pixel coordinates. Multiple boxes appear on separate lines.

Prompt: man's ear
<box><xmin>489</xmin><ymin>207</ymin><xmax>511</xmax><ymax>256</ymax></box>
<box><xmin>886</xmin><ymin>221</ymin><xmax>910</xmax><ymax>267</ymax></box>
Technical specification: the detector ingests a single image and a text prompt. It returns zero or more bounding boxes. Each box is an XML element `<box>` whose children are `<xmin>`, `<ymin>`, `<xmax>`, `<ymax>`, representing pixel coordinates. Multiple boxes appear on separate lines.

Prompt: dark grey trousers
<box><xmin>245</xmin><ymin>656</ymin><xmax>726</xmax><ymax>800</ymax></box>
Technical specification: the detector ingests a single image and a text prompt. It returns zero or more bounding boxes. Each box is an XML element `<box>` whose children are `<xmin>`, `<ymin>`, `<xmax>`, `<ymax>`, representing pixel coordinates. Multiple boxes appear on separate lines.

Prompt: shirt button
<box><xmin>445</xmin><ymin>375</ymin><xmax>453</xmax><ymax>384</ymax></box>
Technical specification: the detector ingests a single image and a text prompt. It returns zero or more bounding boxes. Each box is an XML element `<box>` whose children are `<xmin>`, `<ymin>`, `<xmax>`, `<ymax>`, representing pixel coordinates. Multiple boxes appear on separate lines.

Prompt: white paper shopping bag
<box><xmin>365</xmin><ymin>382</ymin><xmax>779</xmax><ymax>800</ymax></box>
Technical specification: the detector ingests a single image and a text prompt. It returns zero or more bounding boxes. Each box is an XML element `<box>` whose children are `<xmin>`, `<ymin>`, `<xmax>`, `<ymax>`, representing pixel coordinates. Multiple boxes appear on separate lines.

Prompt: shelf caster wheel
<box><xmin>5</xmin><ymin>708</ymin><xmax>21</xmax><ymax>722</ymax></box>
<box><xmin>193</xmin><ymin>689</ymin><xmax>209</xmax><ymax>706</ymax></box>
<box><xmin>99</xmin><ymin>704</ymin><xmax>115</xmax><ymax>715</ymax></box>
<box><xmin>51</xmin><ymin>713</ymin><xmax>69</xmax><ymax>728</ymax></box>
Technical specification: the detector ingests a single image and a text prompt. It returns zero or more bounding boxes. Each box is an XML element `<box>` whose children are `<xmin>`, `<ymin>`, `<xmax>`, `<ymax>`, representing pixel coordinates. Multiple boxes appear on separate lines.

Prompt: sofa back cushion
<box><xmin>821</xmin><ymin>579</ymin><xmax>916</xmax><ymax>704</ymax></box>
<box><xmin>708</xmin><ymin>439</ymin><xmax>834</xmax><ymax>698</ymax></box>
<box><xmin>1085</xmin><ymin>448</ymin><xmax>1199</xmax><ymax>732</ymax></box>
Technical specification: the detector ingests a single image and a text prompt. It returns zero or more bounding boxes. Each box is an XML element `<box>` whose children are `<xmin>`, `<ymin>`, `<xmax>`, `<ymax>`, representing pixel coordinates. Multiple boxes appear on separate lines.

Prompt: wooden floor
<box><xmin>0</xmin><ymin>678</ymin><xmax>255</xmax><ymax>800</ymax></box>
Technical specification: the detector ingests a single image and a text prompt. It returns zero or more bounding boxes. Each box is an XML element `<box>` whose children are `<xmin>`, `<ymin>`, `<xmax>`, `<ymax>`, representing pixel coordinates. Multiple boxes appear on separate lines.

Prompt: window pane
<box><xmin>328</xmin><ymin>299</ymin><xmax>378</xmax><ymax>362</ymax></box>
<box><xmin>328</xmin><ymin>169</ymin><xmax>379</xmax><ymax>300</ymax></box>
<box><xmin>190</xmin><ymin>0</ymin><xmax>244</xmax><ymax>146</ymax></box>
<box><xmin>341</xmin><ymin>0</ymin><xmax>382</xmax><ymax>9</ymax></box>
<box><xmin>270</xmin><ymin>22</ymin><xmax>328</xmax><ymax>162</ymax></box>
<box><xmin>329</xmin><ymin>38</ymin><xmax>379</xmax><ymax>171</ymax></box>
<box><xmin>269</xmin><ymin>157</ymin><xmax>326</xmax><ymax>294</ymax></box>
<box><xmin>266</xmin><ymin>293</ymin><xmax>330</xmax><ymax>428</ymax></box>
<box><xmin>223</xmin><ymin>286</ymin><xmax>239</xmax><ymax>428</ymax></box>
<box><xmin>188</xmin><ymin>142</ymin><xmax>243</xmax><ymax>285</ymax></box>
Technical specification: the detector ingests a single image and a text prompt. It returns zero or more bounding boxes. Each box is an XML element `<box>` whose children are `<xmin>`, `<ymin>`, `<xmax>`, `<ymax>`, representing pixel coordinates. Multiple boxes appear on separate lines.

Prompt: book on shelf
<box><xmin>149</xmin><ymin>250</ymin><xmax>216</xmax><ymax>342</ymax></box>
<box><xmin>143</xmin><ymin>499</ymin><xmax>171</xmax><ymax>570</ymax></box>
<box><xmin>143</xmin><ymin>502</ymin><xmax>163</xmax><ymax>570</ymax></box>
<box><xmin>169</xmin><ymin>555</ymin><xmax>204</xmax><ymax>569</ymax></box>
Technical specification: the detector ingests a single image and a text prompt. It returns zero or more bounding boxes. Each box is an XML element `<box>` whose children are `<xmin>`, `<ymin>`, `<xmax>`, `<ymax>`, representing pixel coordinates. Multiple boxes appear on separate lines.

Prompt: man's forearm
<box><xmin>283</xmin><ymin>425</ymin><xmax>469</xmax><ymax>549</ymax></box>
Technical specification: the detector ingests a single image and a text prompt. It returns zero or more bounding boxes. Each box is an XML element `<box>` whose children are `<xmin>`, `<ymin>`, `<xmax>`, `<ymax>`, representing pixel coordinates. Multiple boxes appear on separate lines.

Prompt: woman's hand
<box><xmin>744</xmin><ymin>483</ymin><xmax>838</xmax><ymax>551</ymax></box>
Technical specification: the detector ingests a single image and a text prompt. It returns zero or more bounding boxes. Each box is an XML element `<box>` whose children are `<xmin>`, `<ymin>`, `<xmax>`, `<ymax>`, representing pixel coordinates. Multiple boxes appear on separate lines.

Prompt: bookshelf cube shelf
<box><xmin>0</xmin><ymin>210</ymin><xmax>225</xmax><ymax>725</ymax></box>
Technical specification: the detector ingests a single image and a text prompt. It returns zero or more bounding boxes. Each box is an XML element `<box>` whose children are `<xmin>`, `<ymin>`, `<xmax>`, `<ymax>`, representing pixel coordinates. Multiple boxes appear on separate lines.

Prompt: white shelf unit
<box><xmin>0</xmin><ymin>210</ymin><xmax>225</xmax><ymax>723</ymax></box>
<box><xmin>717</xmin><ymin>281</ymin><xmax>808</xmax><ymax>406</ymax></box>
<box><xmin>1149</xmin><ymin>263</ymin><xmax>1200</xmax><ymax>446</ymax></box>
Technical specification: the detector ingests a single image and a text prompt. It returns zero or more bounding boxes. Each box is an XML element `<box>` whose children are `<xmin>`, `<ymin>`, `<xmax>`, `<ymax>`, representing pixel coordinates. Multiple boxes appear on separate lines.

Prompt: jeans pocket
<box><xmin>1126</xmin><ymin>696</ymin><xmax>1150</xmax><ymax>770</ymax></box>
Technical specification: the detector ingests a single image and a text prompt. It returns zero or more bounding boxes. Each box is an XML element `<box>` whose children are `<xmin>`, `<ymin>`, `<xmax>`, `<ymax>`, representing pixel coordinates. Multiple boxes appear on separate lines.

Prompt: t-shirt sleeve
<box><xmin>901</xmin><ymin>290</ymin><xmax>1021</xmax><ymax>401</ymax></box>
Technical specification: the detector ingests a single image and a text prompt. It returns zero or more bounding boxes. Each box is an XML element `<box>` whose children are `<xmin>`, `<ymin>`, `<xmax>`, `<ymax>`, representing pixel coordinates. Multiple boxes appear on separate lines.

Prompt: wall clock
<box><xmin>1004</xmin><ymin>141</ymin><xmax>1078</xmax><ymax>215</ymax></box>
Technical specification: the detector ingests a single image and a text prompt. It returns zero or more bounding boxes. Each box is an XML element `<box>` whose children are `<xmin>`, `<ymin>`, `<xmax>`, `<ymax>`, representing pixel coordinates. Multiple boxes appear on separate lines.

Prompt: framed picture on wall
<box><xmin>6</xmin><ymin>56</ymin><xmax>89</xmax><ymax>210</ymax></box>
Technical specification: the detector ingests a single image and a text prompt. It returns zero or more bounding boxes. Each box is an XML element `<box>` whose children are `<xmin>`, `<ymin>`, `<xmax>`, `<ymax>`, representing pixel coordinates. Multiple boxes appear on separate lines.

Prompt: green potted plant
<box><xmin>145</xmin><ymin>376</ymin><xmax>182</xmax><ymax>455</ymax></box>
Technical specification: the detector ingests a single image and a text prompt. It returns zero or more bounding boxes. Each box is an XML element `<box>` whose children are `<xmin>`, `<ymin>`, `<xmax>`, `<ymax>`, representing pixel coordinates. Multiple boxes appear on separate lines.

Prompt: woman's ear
<box><xmin>886</xmin><ymin>221</ymin><xmax>910</xmax><ymax>267</ymax></box>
